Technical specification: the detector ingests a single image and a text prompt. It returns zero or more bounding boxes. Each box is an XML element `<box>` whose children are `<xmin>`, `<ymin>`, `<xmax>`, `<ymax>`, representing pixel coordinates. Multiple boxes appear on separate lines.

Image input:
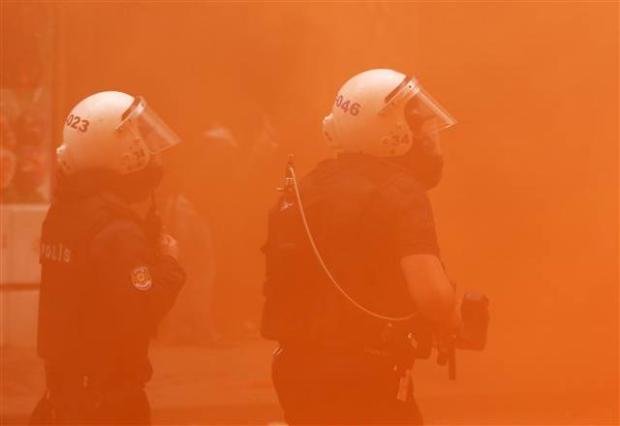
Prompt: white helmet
<box><xmin>322</xmin><ymin>69</ymin><xmax>456</xmax><ymax>157</ymax></box>
<box><xmin>57</xmin><ymin>91</ymin><xmax>180</xmax><ymax>175</ymax></box>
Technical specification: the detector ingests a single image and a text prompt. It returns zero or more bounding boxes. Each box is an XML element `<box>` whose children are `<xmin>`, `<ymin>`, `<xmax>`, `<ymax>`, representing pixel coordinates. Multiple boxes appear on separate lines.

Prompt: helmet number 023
<box><xmin>65</xmin><ymin>114</ymin><xmax>90</xmax><ymax>133</ymax></box>
<box><xmin>335</xmin><ymin>95</ymin><xmax>361</xmax><ymax>116</ymax></box>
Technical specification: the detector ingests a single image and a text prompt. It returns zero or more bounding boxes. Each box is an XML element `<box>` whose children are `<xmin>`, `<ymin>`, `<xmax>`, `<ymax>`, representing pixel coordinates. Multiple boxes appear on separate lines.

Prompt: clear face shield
<box><xmin>381</xmin><ymin>76</ymin><xmax>456</xmax><ymax>140</ymax></box>
<box><xmin>117</xmin><ymin>96</ymin><xmax>181</xmax><ymax>153</ymax></box>
<box><xmin>382</xmin><ymin>76</ymin><xmax>453</xmax><ymax>189</ymax></box>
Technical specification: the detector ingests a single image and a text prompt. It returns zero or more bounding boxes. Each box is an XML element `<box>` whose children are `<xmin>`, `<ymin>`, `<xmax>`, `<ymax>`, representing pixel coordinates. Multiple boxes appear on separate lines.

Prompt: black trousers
<box><xmin>272</xmin><ymin>344</ymin><xmax>423</xmax><ymax>425</ymax></box>
<box><xmin>30</xmin><ymin>366</ymin><xmax>150</xmax><ymax>425</ymax></box>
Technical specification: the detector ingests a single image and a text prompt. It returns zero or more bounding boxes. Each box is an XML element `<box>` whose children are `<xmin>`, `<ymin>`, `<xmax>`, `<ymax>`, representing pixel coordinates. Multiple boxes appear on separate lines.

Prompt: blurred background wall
<box><xmin>1</xmin><ymin>1</ymin><xmax>617</xmax><ymax>423</ymax></box>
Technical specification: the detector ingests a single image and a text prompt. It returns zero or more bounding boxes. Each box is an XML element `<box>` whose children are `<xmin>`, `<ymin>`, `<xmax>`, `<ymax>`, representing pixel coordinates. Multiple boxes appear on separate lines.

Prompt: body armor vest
<box><xmin>38</xmin><ymin>193</ymin><xmax>139</xmax><ymax>371</ymax></box>
<box><xmin>261</xmin><ymin>156</ymin><xmax>416</xmax><ymax>347</ymax></box>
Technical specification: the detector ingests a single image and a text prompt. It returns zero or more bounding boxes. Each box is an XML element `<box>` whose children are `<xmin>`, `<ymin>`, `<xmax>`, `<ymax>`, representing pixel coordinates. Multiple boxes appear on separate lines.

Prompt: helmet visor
<box><xmin>406</xmin><ymin>86</ymin><xmax>456</xmax><ymax>132</ymax></box>
<box><xmin>383</xmin><ymin>77</ymin><xmax>456</xmax><ymax>133</ymax></box>
<box><xmin>118</xmin><ymin>96</ymin><xmax>181</xmax><ymax>153</ymax></box>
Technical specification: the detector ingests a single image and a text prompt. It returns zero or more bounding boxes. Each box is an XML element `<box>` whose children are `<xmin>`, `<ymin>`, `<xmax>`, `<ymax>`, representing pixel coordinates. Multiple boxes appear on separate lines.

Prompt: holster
<box><xmin>377</xmin><ymin>323</ymin><xmax>417</xmax><ymax>375</ymax></box>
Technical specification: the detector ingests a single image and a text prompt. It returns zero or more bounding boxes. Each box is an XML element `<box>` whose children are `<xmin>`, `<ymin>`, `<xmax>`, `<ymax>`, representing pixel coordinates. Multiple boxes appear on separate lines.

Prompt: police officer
<box><xmin>33</xmin><ymin>91</ymin><xmax>185</xmax><ymax>425</ymax></box>
<box><xmin>261</xmin><ymin>69</ymin><xmax>460</xmax><ymax>425</ymax></box>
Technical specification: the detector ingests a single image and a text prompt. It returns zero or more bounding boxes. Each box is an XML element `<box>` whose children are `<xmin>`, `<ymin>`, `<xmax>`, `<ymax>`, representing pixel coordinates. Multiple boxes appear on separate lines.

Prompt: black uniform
<box><xmin>34</xmin><ymin>183</ymin><xmax>185</xmax><ymax>425</ymax></box>
<box><xmin>261</xmin><ymin>153</ymin><xmax>440</xmax><ymax>425</ymax></box>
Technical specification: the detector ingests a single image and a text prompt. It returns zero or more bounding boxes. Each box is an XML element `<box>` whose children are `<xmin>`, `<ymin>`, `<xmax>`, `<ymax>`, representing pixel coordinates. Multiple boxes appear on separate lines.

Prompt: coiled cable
<box><xmin>288</xmin><ymin>165</ymin><xmax>418</xmax><ymax>322</ymax></box>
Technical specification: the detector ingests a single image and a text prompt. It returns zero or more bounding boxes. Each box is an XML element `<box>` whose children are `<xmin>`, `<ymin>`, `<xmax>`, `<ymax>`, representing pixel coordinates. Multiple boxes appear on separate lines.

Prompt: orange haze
<box><xmin>1</xmin><ymin>2</ymin><xmax>617</xmax><ymax>424</ymax></box>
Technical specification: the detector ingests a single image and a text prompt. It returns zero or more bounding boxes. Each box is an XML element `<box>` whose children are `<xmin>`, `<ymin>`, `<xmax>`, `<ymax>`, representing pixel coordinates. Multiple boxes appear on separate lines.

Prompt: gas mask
<box><xmin>112</xmin><ymin>158</ymin><xmax>164</xmax><ymax>203</ymax></box>
<box><xmin>393</xmin><ymin>96</ymin><xmax>445</xmax><ymax>190</ymax></box>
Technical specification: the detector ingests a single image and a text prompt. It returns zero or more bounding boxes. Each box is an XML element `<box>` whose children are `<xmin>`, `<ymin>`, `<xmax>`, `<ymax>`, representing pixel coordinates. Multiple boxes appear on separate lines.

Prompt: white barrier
<box><xmin>0</xmin><ymin>204</ymin><xmax>48</xmax><ymax>348</ymax></box>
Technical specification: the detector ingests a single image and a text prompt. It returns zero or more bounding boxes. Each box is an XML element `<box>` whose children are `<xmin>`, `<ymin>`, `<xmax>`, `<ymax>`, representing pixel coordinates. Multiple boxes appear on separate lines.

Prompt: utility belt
<box><xmin>30</xmin><ymin>363</ymin><xmax>146</xmax><ymax>425</ymax></box>
<box><xmin>278</xmin><ymin>331</ymin><xmax>417</xmax><ymax>374</ymax></box>
<box><xmin>279</xmin><ymin>340</ymin><xmax>394</xmax><ymax>357</ymax></box>
<box><xmin>45</xmin><ymin>369</ymin><xmax>95</xmax><ymax>393</ymax></box>
<box><xmin>44</xmin><ymin>362</ymin><xmax>144</xmax><ymax>394</ymax></box>
<box><xmin>276</xmin><ymin>337</ymin><xmax>417</xmax><ymax>403</ymax></box>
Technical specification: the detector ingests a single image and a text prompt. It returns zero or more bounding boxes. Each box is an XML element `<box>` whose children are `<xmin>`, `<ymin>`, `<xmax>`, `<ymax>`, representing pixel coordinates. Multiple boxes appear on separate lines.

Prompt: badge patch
<box><xmin>131</xmin><ymin>266</ymin><xmax>152</xmax><ymax>291</ymax></box>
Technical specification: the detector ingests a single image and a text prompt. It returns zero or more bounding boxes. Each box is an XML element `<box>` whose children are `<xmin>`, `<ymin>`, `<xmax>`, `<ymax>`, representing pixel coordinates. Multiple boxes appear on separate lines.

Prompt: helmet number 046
<box><xmin>335</xmin><ymin>95</ymin><xmax>361</xmax><ymax>116</ymax></box>
<box><xmin>65</xmin><ymin>114</ymin><xmax>90</xmax><ymax>133</ymax></box>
